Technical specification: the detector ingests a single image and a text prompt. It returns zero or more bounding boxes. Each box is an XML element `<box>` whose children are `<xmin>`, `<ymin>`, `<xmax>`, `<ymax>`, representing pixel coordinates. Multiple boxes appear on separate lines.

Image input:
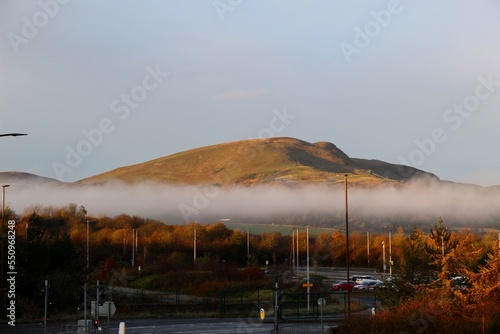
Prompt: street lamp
<box><xmin>1</xmin><ymin>133</ymin><xmax>26</xmax><ymax>291</ymax></box>
<box><xmin>382</xmin><ymin>241</ymin><xmax>386</xmax><ymax>276</ymax></box>
<box><xmin>1</xmin><ymin>185</ymin><xmax>10</xmax><ymax>291</ymax></box>
<box><xmin>85</xmin><ymin>220</ymin><xmax>96</xmax><ymax>274</ymax></box>
<box><xmin>132</xmin><ymin>228</ymin><xmax>137</xmax><ymax>267</ymax></box>
<box><xmin>193</xmin><ymin>228</ymin><xmax>197</xmax><ymax>265</ymax></box>
<box><xmin>389</xmin><ymin>232</ymin><xmax>393</xmax><ymax>278</ymax></box>
<box><xmin>246</xmin><ymin>229</ymin><xmax>250</xmax><ymax>266</ymax></box>
<box><xmin>87</xmin><ymin>221</ymin><xmax>90</xmax><ymax>270</ymax></box>
<box><xmin>344</xmin><ymin>174</ymin><xmax>350</xmax><ymax>319</ymax></box>
<box><xmin>306</xmin><ymin>226</ymin><xmax>310</xmax><ymax>311</ymax></box>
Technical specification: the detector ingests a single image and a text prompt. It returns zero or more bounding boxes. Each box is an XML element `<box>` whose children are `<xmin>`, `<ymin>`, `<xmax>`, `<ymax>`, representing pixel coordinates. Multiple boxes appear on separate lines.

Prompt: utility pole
<box><xmin>84</xmin><ymin>283</ymin><xmax>88</xmax><ymax>333</ymax></box>
<box><xmin>86</xmin><ymin>221</ymin><xmax>90</xmax><ymax>271</ymax></box>
<box><xmin>345</xmin><ymin>174</ymin><xmax>350</xmax><ymax>319</ymax></box>
<box><xmin>246</xmin><ymin>229</ymin><xmax>250</xmax><ymax>266</ymax></box>
<box><xmin>135</xmin><ymin>228</ymin><xmax>138</xmax><ymax>259</ymax></box>
<box><xmin>273</xmin><ymin>276</ymin><xmax>280</xmax><ymax>334</ymax></box>
<box><xmin>306</xmin><ymin>226</ymin><xmax>310</xmax><ymax>310</ymax></box>
<box><xmin>132</xmin><ymin>229</ymin><xmax>136</xmax><ymax>266</ymax></box>
<box><xmin>44</xmin><ymin>280</ymin><xmax>48</xmax><ymax>334</ymax></box>
<box><xmin>95</xmin><ymin>280</ymin><xmax>100</xmax><ymax>334</ymax></box>
<box><xmin>296</xmin><ymin>227</ymin><xmax>299</xmax><ymax>275</ymax></box>
<box><xmin>291</xmin><ymin>227</ymin><xmax>295</xmax><ymax>275</ymax></box>
<box><xmin>382</xmin><ymin>241</ymin><xmax>386</xmax><ymax>276</ymax></box>
<box><xmin>389</xmin><ymin>232</ymin><xmax>392</xmax><ymax>278</ymax></box>
<box><xmin>193</xmin><ymin>228</ymin><xmax>197</xmax><ymax>264</ymax></box>
<box><xmin>367</xmin><ymin>231</ymin><xmax>370</xmax><ymax>267</ymax></box>
<box><xmin>0</xmin><ymin>133</ymin><xmax>26</xmax><ymax>292</ymax></box>
<box><xmin>85</xmin><ymin>220</ymin><xmax>96</xmax><ymax>275</ymax></box>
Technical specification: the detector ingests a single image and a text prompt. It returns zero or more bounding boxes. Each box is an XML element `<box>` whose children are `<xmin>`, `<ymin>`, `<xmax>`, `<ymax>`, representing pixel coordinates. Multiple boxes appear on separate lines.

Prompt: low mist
<box><xmin>4</xmin><ymin>178</ymin><xmax>500</xmax><ymax>227</ymax></box>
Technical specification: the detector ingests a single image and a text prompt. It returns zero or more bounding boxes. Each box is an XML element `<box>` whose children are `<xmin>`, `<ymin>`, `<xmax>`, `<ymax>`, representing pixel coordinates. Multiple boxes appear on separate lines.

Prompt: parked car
<box><xmin>353</xmin><ymin>276</ymin><xmax>380</xmax><ymax>283</ymax></box>
<box><xmin>451</xmin><ymin>276</ymin><xmax>471</xmax><ymax>290</ymax></box>
<box><xmin>353</xmin><ymin>279</ymin><xmax>382</xmax><ymax>291</ymax></box>
<box><xmin>331</xmin><ymin>281</ymin><xmax>359</xmax><ymax>292</ymax></box>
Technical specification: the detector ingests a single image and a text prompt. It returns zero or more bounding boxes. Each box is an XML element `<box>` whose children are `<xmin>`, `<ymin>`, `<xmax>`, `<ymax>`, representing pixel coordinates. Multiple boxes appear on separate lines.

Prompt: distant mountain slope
<box><xmin>0</xmin><ymin>172</ymin><xmax>62</xmax><ymax>185</ymax></box>
<box><xmin>78</xmin><ymin>137</ymin><xmax>436</xmax><ymax>187</ymax></box>
<box><xmin>351</xmin><ymin>158</ymin><xmax>439</xmax><ymax>181</ymax></box>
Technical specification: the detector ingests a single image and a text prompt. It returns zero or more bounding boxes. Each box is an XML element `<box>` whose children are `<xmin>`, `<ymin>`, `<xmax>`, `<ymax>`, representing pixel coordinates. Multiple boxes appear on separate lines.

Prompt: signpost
<box><xmin>318</xmin><ymin>297</ymin><xmax>326</xmax><ymax>334</ymax></box>
<box><xmin>91</xmin><ymin>301</ymin><xmax>116</xmax><ymax>317</ymax></box>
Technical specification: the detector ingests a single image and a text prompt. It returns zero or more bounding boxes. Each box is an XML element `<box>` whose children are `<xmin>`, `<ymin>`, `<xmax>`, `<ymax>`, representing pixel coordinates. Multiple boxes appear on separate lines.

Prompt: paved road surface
<box><xmin>0</xmin><ymin>317</ymin><xmax>335</xmax><ymax>334</ymax></box>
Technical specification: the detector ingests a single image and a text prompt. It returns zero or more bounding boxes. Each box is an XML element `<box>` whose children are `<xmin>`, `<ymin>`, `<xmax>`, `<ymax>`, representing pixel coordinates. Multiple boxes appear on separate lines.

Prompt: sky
<box><xmin>1</xmin><ymin>0</ymin><xmax>500</xmax><ymax>187</ymax></box>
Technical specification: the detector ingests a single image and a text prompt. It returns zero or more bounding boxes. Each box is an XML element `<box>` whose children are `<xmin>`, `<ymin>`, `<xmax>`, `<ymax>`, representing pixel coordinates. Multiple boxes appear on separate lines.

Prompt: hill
<box><xmin>0</xmin><ymin>171</ymin><xmax>62</xmax><ymax>185</ymax></box>
<box><xmin>78</xmin><ymin>137</ymin><xmax>436</xmax><ymax>187</ymax></box>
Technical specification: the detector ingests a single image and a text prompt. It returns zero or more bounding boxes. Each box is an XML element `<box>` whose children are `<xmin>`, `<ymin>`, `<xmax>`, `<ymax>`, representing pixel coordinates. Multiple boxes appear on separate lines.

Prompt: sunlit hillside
<box><xmin>78</xmin><ymin>137</ymin><xmax>434</xmax><ymax>187</ymax></box>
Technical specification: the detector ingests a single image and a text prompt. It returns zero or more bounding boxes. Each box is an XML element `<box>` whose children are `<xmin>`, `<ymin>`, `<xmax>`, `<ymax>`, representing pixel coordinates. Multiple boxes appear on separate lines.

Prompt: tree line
<box><xmin>1</xmin><ymin>202</ymin><xmax>499</xmax><ymax>326</ymax></box>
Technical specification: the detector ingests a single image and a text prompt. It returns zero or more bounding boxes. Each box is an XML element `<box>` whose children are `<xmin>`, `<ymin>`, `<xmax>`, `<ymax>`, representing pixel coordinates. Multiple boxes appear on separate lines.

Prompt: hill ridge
<box><xmin>77</xmin><ymin>137</ymin><xmax>434</xmax><ymax>187</ymax></box>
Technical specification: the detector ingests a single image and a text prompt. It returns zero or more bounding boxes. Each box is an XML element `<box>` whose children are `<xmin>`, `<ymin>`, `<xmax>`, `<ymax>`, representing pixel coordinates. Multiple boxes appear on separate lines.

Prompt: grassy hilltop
<box><xmin>78</xmin><ymin>137</ymin><xmax>434</xmax><ymax>187</ymax></box>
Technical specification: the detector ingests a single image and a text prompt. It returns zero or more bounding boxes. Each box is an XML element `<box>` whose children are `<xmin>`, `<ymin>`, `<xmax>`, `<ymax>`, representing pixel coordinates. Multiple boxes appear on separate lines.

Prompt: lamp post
<box><xmin>389</xmin><ymin>232</ymin><xmax>393</xmax><ymax>278</ymax></box>
<box><xmin>86</xmin><ymin>221</ymin><xmax>90</xmax><ymax>271</ymax></box>
<box><xmin>193</xmin><ymin>228</ymin><xmax>197</xmax><ymax>265</ymax></box>
<box><xmin>1</xmin><ymin>184</ymin><xmax>10</xmax><ymax>291</ymax></box>
<box><xmin>84</xmin><ymin>219</ymin><xmax>97</xmax><ymax>283</ymax></box>
<box><xmin>306</xmin><ymin>225</ymin><xmax>310</xmax><ymax>311</ymax></box>
<box><xmin>85</xmin><ymin>220</ymin><xmax>96</xmax><ymax>272</ymax></box>
<box><xmin>246</xmin><ymin>229</ymin><xmax>251</xmax><ymax>266</ymax></box>
<box><xmin>1</xmin><ymin>133</ymin><xmax>26</xmax><ymax>291</ymax></box>
<box><xmin>382</xmin><ymin>241</ymin><xmax>386</xmax><ymax>276</ymax></box>
<box><xmin>344</xmin><ymin>174</ymin><xmax>350</xmax><ymax>319</ymax></box>
<box><xmin>132</xmin><ymin>229</ymin><xmax>137</xmax><ymax>267</ymax></box>
<box><xmin>135</xmin><ymin>228</ymin><xmax>138</xmax><ymax>263</ymax></box>
<box><xmin>291</xmin><ymin>227</ymin><xmax>295</xmax><ymax>275</ymax></box>
<box><xmin>367</xmin><ymin>231</ymin><xmax>370</xmax><ymax>267</ymax></box>
<box><xmin>296</xmin><ymin>227</ymin><xmax>300</xmax><ymax>276</ymax></box>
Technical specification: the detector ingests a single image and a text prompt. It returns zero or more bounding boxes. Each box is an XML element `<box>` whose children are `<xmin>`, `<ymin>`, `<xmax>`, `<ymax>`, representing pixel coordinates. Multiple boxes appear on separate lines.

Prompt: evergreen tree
<box><xmin>399</xmin><ymin>228</ymin><xmax>430</xmax><ymax>284</ymax></box>
<box><xmin>427</xmin><ymin>217</ymin><xmax>457</xmax><ymax>271</ymax></box>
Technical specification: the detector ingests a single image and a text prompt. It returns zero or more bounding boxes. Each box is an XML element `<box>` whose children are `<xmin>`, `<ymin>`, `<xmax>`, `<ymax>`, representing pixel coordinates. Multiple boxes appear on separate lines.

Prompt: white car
<box><xmin>354</xmin><ymin>276</ymin><xmax>380</xmax><ymax>284</ymax></box>
<box><xmin>353</xmin><ymin>279</ymin><xmax>382</xmax><ymax>290</ymax></box>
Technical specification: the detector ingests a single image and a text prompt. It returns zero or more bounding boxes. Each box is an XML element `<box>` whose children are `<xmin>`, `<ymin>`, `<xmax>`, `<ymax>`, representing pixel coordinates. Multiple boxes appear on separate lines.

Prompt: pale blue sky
<box><xmin>2</xmin><ymin>0</ymin><xmax>500</xmax><ymax>185</ymax></box>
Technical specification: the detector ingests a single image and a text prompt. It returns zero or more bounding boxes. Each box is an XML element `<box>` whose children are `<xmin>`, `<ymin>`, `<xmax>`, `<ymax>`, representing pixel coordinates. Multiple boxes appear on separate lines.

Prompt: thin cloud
<box><xmin>213</xmin><ymin>89</ymin><xmax>269</xmax><ymax>101</ymax></box>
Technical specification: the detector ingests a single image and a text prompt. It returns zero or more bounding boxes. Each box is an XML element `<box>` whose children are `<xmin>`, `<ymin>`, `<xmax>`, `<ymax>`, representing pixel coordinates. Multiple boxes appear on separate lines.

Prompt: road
<box><xmin>1</xmin><ymin>317</ymin><xmax>335</xmax><ymax>334</ymax></box>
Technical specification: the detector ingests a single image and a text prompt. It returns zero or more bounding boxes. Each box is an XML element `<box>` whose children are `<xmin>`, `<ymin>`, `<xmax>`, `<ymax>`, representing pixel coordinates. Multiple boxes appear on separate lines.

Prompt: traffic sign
<box><xmin>302</xmin><ymin>283</ymin><xmax>313</xmax><ymax>287</ymax></box>
<box><xmin>317</xmin><ymin>297</ymin><xmax>326</xmax><ymax>306</ymax></box>
<box><xmin>259</xmin><ymin>308</ymin><xmax>265</xmax><ymax>320</ymax></box>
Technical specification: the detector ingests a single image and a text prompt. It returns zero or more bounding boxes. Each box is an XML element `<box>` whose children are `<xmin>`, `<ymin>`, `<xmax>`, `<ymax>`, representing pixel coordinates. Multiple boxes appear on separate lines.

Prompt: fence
<box><xmin>66</xmin><ymin>287</ymin><xmax>378</xmax><ymax>320</ymax></box>
<box><xmin>218</xmin><ymin>289</ymin><xmax>377</xmax><ymax>319</ymax></box>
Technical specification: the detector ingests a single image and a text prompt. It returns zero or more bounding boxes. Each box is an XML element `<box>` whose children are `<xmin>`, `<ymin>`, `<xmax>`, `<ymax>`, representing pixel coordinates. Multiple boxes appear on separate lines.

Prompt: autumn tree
<box><xmin>398</xmin><ymin>228</ymin><xmax>431</xmax><ymax>284</ymax></box>
<box><xmin>440</xmin><ymin>230</ymin><xmax>484</xmax><ymax>280</ymax></box>
<box><xmin>312</xmin><ymin>232</ymin><xmax>333</xmax><ymax>267</ymax></box>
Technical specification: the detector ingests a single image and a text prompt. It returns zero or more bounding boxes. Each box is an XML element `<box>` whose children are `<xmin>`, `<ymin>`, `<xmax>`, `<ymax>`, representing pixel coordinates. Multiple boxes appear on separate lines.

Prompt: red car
<box><xmin>331</xmin><ymin>281</ymin><xmax>359</xmax><ymax>292</ymax></box>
